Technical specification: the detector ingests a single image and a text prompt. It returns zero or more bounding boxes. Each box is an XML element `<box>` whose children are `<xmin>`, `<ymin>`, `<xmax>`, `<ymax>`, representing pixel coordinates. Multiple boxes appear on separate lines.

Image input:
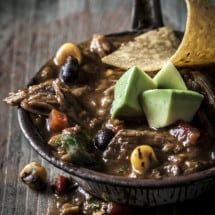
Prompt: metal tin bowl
<box><xmin>18</xmin><ymin>105</ymin><xmax>215</xmax><ymax>206</ymax></box>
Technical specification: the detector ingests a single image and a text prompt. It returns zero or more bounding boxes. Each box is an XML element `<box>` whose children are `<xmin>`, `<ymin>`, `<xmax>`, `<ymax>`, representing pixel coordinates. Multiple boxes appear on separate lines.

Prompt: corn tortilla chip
<box><xmin>102</xmin><ymin>27</ymin><xmax>180</xmax><ymax>72</ymax></box>
<box><xmin>171</xmin><ymin>0</ymin><xmax>215</xmax><ymax>67</ymax></box>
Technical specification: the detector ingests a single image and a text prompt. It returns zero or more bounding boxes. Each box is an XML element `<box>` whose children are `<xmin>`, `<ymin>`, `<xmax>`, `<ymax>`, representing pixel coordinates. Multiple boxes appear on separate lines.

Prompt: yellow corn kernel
<box><xmin>54</xmin><ymin>43</ymin><xmax>82</xmax><ymax>66</ymax></box>
<box><xmin>105</xmin><ymin>69</ymin><xmax>114</xmax><ymax>77</ymax></box>
<box><xmin>130</xmin><ymin>145</ymin><xmax>157</xmax><ymax>174</ymax></box>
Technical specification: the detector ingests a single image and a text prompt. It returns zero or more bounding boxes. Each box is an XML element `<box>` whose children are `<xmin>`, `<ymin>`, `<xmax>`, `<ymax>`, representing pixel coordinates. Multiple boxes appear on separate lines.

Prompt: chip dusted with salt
<box><xmin>102</xmin><ymin>27</ymin><xmax>180</xmax><ymax>72</ymax></box>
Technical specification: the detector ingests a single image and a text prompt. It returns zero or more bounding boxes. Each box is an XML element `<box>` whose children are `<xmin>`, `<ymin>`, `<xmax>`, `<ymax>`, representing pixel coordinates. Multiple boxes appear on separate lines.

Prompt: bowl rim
<box><xmin>17</xmin><ymin>29</ymin><xmax>215</xmax><ymax>190</ymax></box>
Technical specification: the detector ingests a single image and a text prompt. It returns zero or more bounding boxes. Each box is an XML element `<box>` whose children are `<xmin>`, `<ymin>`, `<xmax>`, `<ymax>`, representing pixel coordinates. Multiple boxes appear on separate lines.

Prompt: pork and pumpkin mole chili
<box><xmin>4</xmin><ymin>33</ymin><xmax>215</xmax><ymax>179</ymax></box>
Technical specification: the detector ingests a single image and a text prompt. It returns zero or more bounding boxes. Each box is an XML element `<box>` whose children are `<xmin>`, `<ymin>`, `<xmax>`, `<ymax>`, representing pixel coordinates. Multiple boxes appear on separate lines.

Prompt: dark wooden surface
<box><xmin>0</xmin><ymin>0</ymin><xmax>215</xmax><ymax>214</ymax></box>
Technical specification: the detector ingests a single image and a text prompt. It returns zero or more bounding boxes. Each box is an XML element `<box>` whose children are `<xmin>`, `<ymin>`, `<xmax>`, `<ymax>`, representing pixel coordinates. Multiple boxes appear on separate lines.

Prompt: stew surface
<box><xmin>5</xmin><ymin>33</ymin><xmax>215</xmax><ymax>179</ymax></box>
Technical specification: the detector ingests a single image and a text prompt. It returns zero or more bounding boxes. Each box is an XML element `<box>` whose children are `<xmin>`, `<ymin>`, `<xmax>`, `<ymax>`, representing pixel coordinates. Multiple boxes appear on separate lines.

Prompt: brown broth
<box><xmin>30</xmin><ymin>34</ymin><xmax>215</xmax><ymax>179</ymax></box>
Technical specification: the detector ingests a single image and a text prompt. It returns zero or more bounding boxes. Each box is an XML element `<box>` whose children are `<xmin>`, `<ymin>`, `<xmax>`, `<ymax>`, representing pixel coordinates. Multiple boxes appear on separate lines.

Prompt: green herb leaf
<box><xmin>57</xmin><ymin>132</ymin><xmax>96</xmax><ymax>167</ymax></box>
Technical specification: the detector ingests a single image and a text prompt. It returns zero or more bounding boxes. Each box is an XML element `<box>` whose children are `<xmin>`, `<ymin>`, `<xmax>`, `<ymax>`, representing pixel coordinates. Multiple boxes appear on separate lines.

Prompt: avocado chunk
<box><xmin>111</xmin><ymin>66</ymin><xmax>157</xmax><ymax>118</ymax></box>
<box><xmin>140</xmin><ymin>89</ymin><xmax>203</xmax><ymax>128</ymax></box>
<box><xmin>153</xmin><ymin>61</ymin><xmax>187</xmax><ymax>90</ymax></box>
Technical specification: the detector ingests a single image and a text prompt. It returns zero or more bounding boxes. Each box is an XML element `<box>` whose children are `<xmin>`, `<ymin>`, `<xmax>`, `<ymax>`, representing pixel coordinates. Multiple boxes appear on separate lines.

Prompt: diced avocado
<box><xmin>111</xmin><ymin>66</ymin><xmax>157</xmax><ymax>118</ymax></box>
<box><xmin>153</xmin><ymin>61</ymin><xmax>187</xmax><ymax>90</ymax></box>
<box><xmin>140</xmin><ymin>89</ymin><xmax>204</xmax><ymax>128</ymax></box>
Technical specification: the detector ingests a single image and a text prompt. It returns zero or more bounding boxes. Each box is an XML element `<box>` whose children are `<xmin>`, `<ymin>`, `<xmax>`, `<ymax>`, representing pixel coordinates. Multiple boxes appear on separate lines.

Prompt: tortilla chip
<box><xmin>171</xmin><ymin>0</ymin><xmax>215</xmax><ymax>67</ymax></box>
<box><xmin>102</xmin><ymin>27</ymin><xmax>180</xmax><ymax>72</ymax></box>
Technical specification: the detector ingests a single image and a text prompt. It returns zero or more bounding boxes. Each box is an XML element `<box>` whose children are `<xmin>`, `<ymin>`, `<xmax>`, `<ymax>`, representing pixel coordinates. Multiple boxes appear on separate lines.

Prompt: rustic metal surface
<box><xmin>0</xmin><ymin>0</ymin><xmax>214</xmax><ymax>214</ymax></box>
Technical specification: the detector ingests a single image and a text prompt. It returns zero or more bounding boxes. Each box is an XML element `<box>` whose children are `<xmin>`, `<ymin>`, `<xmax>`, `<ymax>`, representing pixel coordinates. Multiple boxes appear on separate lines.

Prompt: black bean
<box><xmin>60</xmin><ymin>56</ymin><xmax>79</xmax><ymax>83</ymax></box>
<box><xmin>94</xmin><ymin>129</ymin><xmax>115</xmax><ymax>150</ymax></box>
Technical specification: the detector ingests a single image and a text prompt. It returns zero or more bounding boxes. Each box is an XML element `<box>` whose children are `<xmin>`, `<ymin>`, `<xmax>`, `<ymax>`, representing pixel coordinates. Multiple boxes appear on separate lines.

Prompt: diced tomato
<box><xmin>49</xmin><ymin>109</ymin><xmax>69</xmax><ymax>132</ymax></box>
<box><xmin>54</xmin><ymin>175</ymin><xmax>68</xmax><ymax>195</ymax></box>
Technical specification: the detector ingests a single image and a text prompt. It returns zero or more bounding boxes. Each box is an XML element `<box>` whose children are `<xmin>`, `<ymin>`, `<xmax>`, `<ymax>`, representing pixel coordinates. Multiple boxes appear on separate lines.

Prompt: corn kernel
<box><xmin>130</xmin><ymin>145</ymin><xmax>157</xmax><ymax>174</ymax></box>
<box><xmin>54</xmin><ymin>43</ymin><xmax>82</xmax><ymax>66</ymax></box>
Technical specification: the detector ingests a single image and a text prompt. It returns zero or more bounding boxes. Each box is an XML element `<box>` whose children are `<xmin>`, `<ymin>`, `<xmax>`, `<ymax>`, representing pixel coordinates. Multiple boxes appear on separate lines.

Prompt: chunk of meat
<box><xmin>103</xmin><ymin>129</ymin><xmax>178</xmax><ymax>176</ymax></box>
<box><xmin>3</xmin><ymin>89</ymin><xmax>28</xmax><ymax>106</ymax></box>
<box><xmin>4</xmin><ymin>80</ymin><xmax>57</xmax><ymax>115</ymax></box>
<box><xmin>3</xmin><ymin>79</ymin><xmax>88</xmax><ymax>127</ymax></box>
<box><xmin>169</xmin><ymin>121</ymin><xmax>200</xmax><ymax>147</ymax></box>
<box><xmin>90</xmin><ymin>34</ymin><xmax>112</xmax><ymax>58</ymax></box>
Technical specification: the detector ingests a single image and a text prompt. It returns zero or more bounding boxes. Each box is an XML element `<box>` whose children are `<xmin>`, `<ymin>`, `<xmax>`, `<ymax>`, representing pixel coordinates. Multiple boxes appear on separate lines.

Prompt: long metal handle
<box><xmin>131</xmin><ymin>0</ymin><xmax>163</xmax><ymax>30</ymax></box>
